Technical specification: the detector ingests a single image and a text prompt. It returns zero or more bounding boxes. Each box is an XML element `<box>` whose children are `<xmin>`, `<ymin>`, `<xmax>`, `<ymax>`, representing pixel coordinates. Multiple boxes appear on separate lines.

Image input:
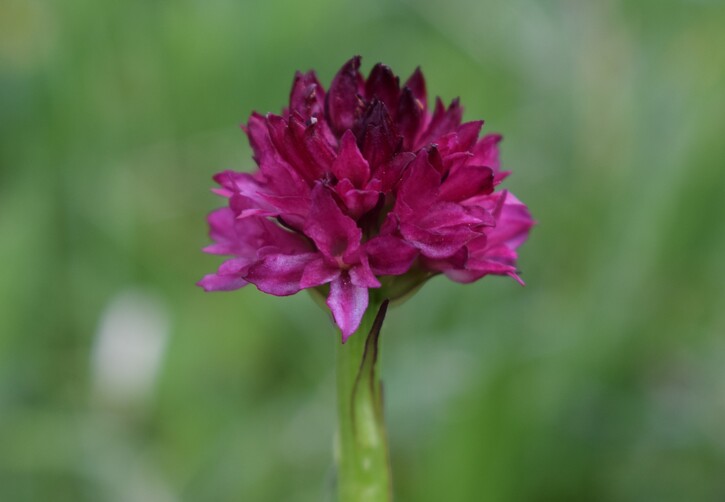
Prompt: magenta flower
<box><xmin>199</xmin><ymin>56</ymin><xmax>534</xmax><ymax>341</ymax></box>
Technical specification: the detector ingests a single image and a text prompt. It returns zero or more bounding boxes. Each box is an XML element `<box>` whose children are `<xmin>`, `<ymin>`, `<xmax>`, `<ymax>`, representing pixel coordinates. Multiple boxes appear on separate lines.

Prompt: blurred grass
<box><xmin>2</xmin><ymin>0</ymin><xmax>725</xmax><ymax>500</ymax></box>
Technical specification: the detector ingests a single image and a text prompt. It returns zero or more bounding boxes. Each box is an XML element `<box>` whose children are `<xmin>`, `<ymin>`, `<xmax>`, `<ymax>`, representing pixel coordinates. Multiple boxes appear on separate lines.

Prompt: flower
<box><xmin>199</xmin><ymin>56</ymin><xmax>534</xmax><ymax>341</ymax></box>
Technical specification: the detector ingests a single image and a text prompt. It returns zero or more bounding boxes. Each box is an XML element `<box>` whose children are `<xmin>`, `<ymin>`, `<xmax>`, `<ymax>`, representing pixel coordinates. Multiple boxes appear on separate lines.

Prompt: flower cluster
<box><xmin>199</xmin><ymin>57</ymin><xmax>534</xmax><ymax>341</ymax></box>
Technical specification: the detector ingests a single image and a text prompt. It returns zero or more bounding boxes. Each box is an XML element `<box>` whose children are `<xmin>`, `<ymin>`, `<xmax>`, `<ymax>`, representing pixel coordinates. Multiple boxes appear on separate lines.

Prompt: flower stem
<box><xmin>335</xmin><ymin>297</ymin><xmax>392</xmax><ymax>501</ymax></box>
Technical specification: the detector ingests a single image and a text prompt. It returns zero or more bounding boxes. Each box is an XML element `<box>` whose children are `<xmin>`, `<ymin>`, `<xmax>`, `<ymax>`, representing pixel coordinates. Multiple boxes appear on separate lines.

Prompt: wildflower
<box><xmin>199</xmin><ymin>56</ymin><xmax>533</xmax><ymax>341</ymax></box>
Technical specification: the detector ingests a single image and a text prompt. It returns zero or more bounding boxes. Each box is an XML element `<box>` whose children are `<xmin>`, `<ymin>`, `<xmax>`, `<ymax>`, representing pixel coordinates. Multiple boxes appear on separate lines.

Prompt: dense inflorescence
<box><xmin>199</xmin><ymin>56</ymin><xmax>534</xmax><ymax>341</ymax></box>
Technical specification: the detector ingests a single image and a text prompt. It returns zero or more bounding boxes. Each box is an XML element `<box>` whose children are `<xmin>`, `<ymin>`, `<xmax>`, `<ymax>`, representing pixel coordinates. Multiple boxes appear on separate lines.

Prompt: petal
<box><xmin>289</xmin><ymin>70</ymin><xmax>325</xmax><ymax>119</ymax></box>
<box><xmin>400</xmin><ymin>221</ymin><xmax>478</xmax><ymax>259</ymax></box>
<box><xmin>417</xmin><ymin>97</ymin><xmax>463</xmax><ymax>148</ymax></box>
<box><xmin>396</xmin><ymin>86</ymin><xmax>425</xmax><ymax>150</ymax></box>
<box><xmin>291</xmin><ymin>114</ymin><xmax>336</xmax><ymax>173</ymax></box>
<box><xmin>304</xmin><ymin>184</ymin><xmax>362</xmax><ymax>259</ymax></box>
<box><xmin>454</xmin><ymin>121</ymin><xmax>484</xmax><ymax>151</ymax></box>
<box><xmin>203</xmin><ymin>207</ymin><xmax>246</xmax><ymax>255</ymax></box>
<box><xmin>197</xmin><ymin>258</ymin><xmax>251</xmax><ymax>292</ymax></box>
<box><xmin>442</xmin><ymin>268</ymin><xmax>486</xmax><ymax>284</ymax></box>
<box><xmin>461</xmin><ymin>204</ymin><xmax>496</xmax><ymax>228</ymax></box>
<box><xmin>421</xmin><ymin>247</ymin><xmax>468</xmax><ymax>272</ymax></box>
<box><xmin>485</xmin><ymin>191</ymin><xmax>535</xmax><ymax>249</ymax></box>
<box><xmin>363</xmin><ymin>235</ymin><xmax>418</xmax><ymax>276</ymax></box>
<box><xmin>245</xmin><ymin>114</ymin><xmax>309</xmax><ymax>195</ymax></box>
<box><xmin>365</xmin><ymin>63</ymin><xmax>400</xmax><ymax>115</ymax></box>
<box><xmin>357</xmin><ymin>100</ymin><xmax>400</xmax><ymax>170</ymax></box>
<box><xmin>448</xmin><ymin>259</ymin><xmax>523</xmax><ymax>285</ymax></box>
<box><xmin>442</xmin><ymin>192</ymin><xmax>533</xmax><ymax>285</ymax></box>
<box><xmin>327</xmin><ymin>273</ymin><xmax>369</xmax><ymax>342</ymax></box>
<box><xmin>379</xmin><ymin>212</ymin><xmax>400</xmax><ymax>236</ymax></box>
<box><xmin>331</xmin><ymin>130</ymin><xmax>370</xmax><ymax>187</ymax></box>
<box><xmin>325</xmin><ymin>56</ymin><xmax>364</xmax><ymax>135</ymax></box>
<box><xmin>257</xmin><ymin>193</ymin><xmax>310</xmax><ymax>219</ymax></box>
<box><xmin>203</xmin><ymin>208</ymin><xmax>308</xmax><ymax>257</ymax></box>
<box><xmin>394</xmin><ymin>151</ymin><xmax>441</xmax><ymax>216</ymax></box>
<box><xmin>403</xmin><ymin>66</ymin><xmax>427</xmax><ymax>111</ymax></box>
<box><xmin>443</xmin><ymin>152</ymin><xmax>474</xmax><ymax>174</ymax></box>
<box><xmin>419</xmin><ymin>202</ymin><xmax>488</xmax><ymax>230</ymax></box>
<box><xmin>439</xmin><ymin>166</ymin><xmax>494</xmax><ymax>202</ymax></box>
<box><xmin>399</xmin><ymin>199</ymin><xmax>487</xmax><ymax>259</ymax></box>
<box><xmin>245</xmin><ymin>113</ymin><xmax>278</xmax><ymax>168</ymax></box>
<box><xmin>245</xmin><ymin>252</ymin><xmax>318</xmax><ymax>296</ymax></box>
<box><xmin>426</xmin><ymin>145</ymin><xmax>446</xmax><ymax>175</ymax></box>
<box><xmin>349</xmin><ymin>259</ymin><xmax>381</xmax><ymax>288</ymax></box>
<box><xmin>213</xmin><ymin>170</ymin><xmax>262</xmax><ymax>200</ymax></box>
<box><xmin>301</xmin><ymin>256</ymin><xmax>341</xmax><ymax>288</ymax></box>
<box><xmin>470</xmin><ymin>133</ymin><xmax>510</xmax><ymax>182</ymax></box>
<box><xmin>267</xmin><ymin>114</ymin><xmax>327</xmax><ymax>183</ymax></box>
<box><xmin>437</xmin><ymin>121</ymin><xmax>483</xmax><ymax>157</ymax></box>
<box><xmin>261</xmin><ymin>220</ymin><xmax>311</xmax><ymax>253</ymax></box>
<box><xmin>335</xmin><ymin>178</ymin><xmax>380</xmax><ymax>219</ymax></box>
<box><xmin>373</xmin><ymin>152</ymin><xmax>415</xmax><ymax>193</ymax></box>
<box><xmin>197</xmin><ymin>273</ymin><xmax>247</xmax><ymax>292</ymax></box>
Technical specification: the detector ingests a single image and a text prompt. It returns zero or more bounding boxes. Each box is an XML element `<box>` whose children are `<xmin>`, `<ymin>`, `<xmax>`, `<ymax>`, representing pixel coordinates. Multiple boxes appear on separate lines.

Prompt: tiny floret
<box><xmin>199</xmin><ymin>57</ymin><xmax>534</xmax><ymax>341</ymax></box>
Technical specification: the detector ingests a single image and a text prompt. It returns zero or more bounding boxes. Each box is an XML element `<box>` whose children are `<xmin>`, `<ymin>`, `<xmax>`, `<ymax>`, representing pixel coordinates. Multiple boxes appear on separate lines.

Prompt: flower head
<box><xmin>199</xmin><ymin>56</ymin><xmax>534</xmax><ymax>341</ymax></box>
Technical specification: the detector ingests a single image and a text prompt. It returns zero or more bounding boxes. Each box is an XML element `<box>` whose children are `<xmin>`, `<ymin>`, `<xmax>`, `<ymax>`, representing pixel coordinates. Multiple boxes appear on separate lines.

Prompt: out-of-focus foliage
<box><xmin>2</xmin><ymin>0</ymin><xmax>725</xmax><ymax>500</ymax></box>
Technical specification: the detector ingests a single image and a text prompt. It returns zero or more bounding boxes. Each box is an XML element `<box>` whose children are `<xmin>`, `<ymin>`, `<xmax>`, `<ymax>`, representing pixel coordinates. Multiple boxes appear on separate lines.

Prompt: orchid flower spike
<box><xmin>199</xmin><ymin>57</ymin><xmax>534</xmax><ymax>342</ymax></box>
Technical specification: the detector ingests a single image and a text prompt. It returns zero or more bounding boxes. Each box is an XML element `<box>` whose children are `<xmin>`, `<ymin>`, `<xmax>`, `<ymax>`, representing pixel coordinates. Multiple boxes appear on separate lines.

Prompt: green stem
<box><xmin>335</xmin><ymin>296</ymin><xmax>392</xmax><ymax>502</ymax></box>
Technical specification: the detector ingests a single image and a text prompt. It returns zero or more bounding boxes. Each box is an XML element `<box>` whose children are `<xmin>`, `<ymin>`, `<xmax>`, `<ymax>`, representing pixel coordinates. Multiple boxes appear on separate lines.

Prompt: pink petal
<box><xmin>203</xmin><ymin>208</ymin><xmax>308</xmax><ymax>257</ymax></box>
<box><xmin>349</xmin><ymin>259</ymin><xmax>381</xmax><ymax>288</ymax></box>
<box><xmin>197</xmin><ymin>273</ymin><xmax>247</xmax><ymax>292</ymax></box>
<box><xmin>442</xmin><ymin>269</ymin><xmax>486</xmax><ymax>284</ymax></box>
<box><xmin>335</xmin><ymin>179</ymin><xmax>380</xmax><ymax>219</ymax></box>
<box><xmin>443</xmin><ymin>152</ymin><xmax>474</xmax><ymax>173</ymax></box>
<box><xmin>197</xmin><ymin>258</ymin><xmax>251</xmax><ymax>292</ymax></box>
<box><xmin>454</xmin><ymin>121</ymin><xmax>484</xmax><ymax>152</ymax></box>
<box><xmin>300</xmin><ymin>257</ymin><xmax>340</xmax><ymax>288</ymax></box>
<box><xmin>396</xmin><ymin>86</ymin><xmax>425</xmax><ymax>150</ymax></box>
<box><xmin>245</xmin><ymin>113</ymin><xmax>279</xmax><ymax>169</ymax></box>
<box><xmin>327</xmin><ymin>273</ymin><xmax>369</xmax><ymax>342</ymax></box>
<box><xmin>439</xmin><ymin>166</ymin><xmax>494</xmax><ymax>202</ymax></box>
<box><xmin>365</xmin><ymin>63</ymin><xmax>400</xmax><ymax>115</ymax></box>
<box><xmin>289</xmin><ymin>70</ymin><xmax>325</xmax><ymax>119</ymax></box>
<box><xmin>291</xmin><ymin>114</ymin><xmax>336</xmax><ymax>173</ymax></box>
<box><xmin>202</xmin><ymin>207</ymin><xmax>248</xmax><ymax>256</ymax></box>
<box><xmin>258</xmin><ymin>193</ymin><xmax>310</xmax><ymax>219</ymax></box>
<box><xmin>399</xmin><ymin>201</ymin><xmax>487</xmax><ymax>259</ymax></box>
<box><xmin>363</xmin><ymin>235</ymin><xmax>418</xmax><ymax>276</ymax></box>
<box><xmin>304</xmin><ymin>184</ymin><xmax>362</xmax><ymax>259</ymax></box>
<box><xmin>443</xmin><ymin>192</ymin><xmax>534</xmax><ymax>285</ymax></box>
<box><xmin>403</xmin><ymin>66</ymin><xmax>427</xmax><ymax>111</ymax></box>
<box><xmin>213</xmin><ymin>170</ymin><xmax>261</xmax><ymax>199</ymax></box>
<box><xmin>331</xmin><ymin>130</ymin><xmax>370</xmax><ymax>187</ymax></box>
<box><xmin>470</xmin><ymin>134</ymin><xmax>509</xmax><ymax>182</ymax></box>
<box><xmin>426</xmin><ymin>145</ymin><xmax>446</xmax><ymax>176</ymax></box>
<box><xmin>394</xmin><ymin>152</ymin><xmax>440</xmax><ymax>215</ymax></box>
<box><xmin>484</xmin><ymin>191</ymin><xmax>535</xmax><ymax>249</ymax></box>
<box><xmin>358</xmin><ymin>100</ymin><xmax>399</xmax><ymax>170</ymax></box>
<box><xmin>418</xmin><ymin>201</ymin><xmax>487</xmax><ymax>230</ymax></box>
<box><xmin>245</xmin><ymin>114</ymin><xmax>309</xmax><ymax>195</ymax></box>
<box><xmin>462</xmin><ymin>204</ymin><xmax>496</xmax><ymax>229</ymax></box>
<box><xmin>325</xmin><ymin>56</ymin><xmax>364</xmax><ymax>135</ymax></box>
<box><xmin>245</xmin><ymin>252</ymin><xmax>318</xmax><ymax>296</ymax></box>
<box><xmin>421</xmin><ymin>247</ymin><xmax>468</xmax><ymax>272</ymax></box>
<box><xmin>373</xmin><ymin>152</ymin><xmax>415</xmax><ymax>193</ymax></box>
<box><xmin>416</xmin><ymin>97</ymin><xmax>462</xmax><ymax>148</ymax></box>
<box><xmin>445</xmin><ymin>260</ymin><xmax>523</xmax><ymax>285</ymax></box>
<box><xmin>266</xmin><ymin>114</ymin><xmax>326</xmax><ymax>183</ymax></box>
<box><xmin>400</xmin><ymin>221</ymin><xmax>478</xmax><ymax>259</ymax></box>
<box><xmin>435</xmin><ymin>121</ymin><xmax>483</xmax><ymax>159</ymax></box>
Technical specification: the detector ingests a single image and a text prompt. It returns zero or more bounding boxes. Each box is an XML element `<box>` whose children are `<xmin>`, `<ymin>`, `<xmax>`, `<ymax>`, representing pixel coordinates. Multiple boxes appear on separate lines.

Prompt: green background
<box><xmin>2</xmin><ymin>0</ymin><xmax>725</xmax><ymax>500</ymax></box>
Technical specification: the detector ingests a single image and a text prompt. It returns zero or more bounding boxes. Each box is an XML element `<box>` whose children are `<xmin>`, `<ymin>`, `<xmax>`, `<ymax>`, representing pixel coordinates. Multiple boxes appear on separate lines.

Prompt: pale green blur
<box><xmin>2</xmin><ymin>0</ymin><xmax>725</xmax><ymax>500</ymax></box>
